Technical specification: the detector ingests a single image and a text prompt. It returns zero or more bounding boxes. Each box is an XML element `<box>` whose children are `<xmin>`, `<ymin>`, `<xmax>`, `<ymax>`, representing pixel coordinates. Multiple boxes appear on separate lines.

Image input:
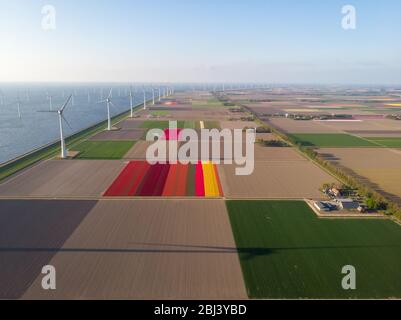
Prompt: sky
<box><xmin>0</xmin><ymin>0</ymin><xmax>400</xmax><ymax>84</ymax></box>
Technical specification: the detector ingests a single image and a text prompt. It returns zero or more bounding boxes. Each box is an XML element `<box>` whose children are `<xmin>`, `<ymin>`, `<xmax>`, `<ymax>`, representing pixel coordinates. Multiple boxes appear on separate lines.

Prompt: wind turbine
<box><xmin>15</xmin><ymin>96</ymin><xmax>23</xmax><ymax>119</ymax></box>
<box><xmin>158</xmin><ymin>88</ymin><xmax>161</xmax><ymax>102</ymax></box>
<box><xmin>152</xmin><ymin>87</ymin><xmax>155</xmax><ymax>105</ymax></box>
<box><xmin>0</xmin><ymin>90</ymin><xmax>4</xmax><ymax>106</ymax></box>
<box><xmin>98</xmin><ymin>89</ymin><xmax>114</xmax><ymax>131</ymax></box>
<box><xmin>46</xmin><ymin>92</ymin><xmax>53</xmax><ymax>111</ymax></box>
<box><xmin>129</xmin><ymin>86</ymin><xmax>134</xmax><ymax>118</ymax></box>
<box><xmin>142</xmin><ymin>88</ymin><xmax>147</xmax><ymax>110</ymax></box>
<box><xmin>39</xmin><ymin>95</ymin><xmax>73</xmax><ymax>159</ymax></box>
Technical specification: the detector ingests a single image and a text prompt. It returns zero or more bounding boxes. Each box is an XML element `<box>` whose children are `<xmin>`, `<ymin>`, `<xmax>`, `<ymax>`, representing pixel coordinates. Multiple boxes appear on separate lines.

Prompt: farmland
<box><xmin>318</xmin><ymin>148</ymin><xmax>401</xmax><ymax>204</ymax></box>
<box><xmin>104</xmin><ymin>161</ymin><xmax>223</xmax><ymax>198</ymax></box>
<box><xmin>288</xmin><ymin>133</ymin><xmax>378</xmax><ymax>147</ymax></box>
<box><xmin>227</xmin><ymin>200</ymin><xmax>401</xmax><ymax>299</ymax></box>
<box><xmin>0</xmin><ymin>88</ymin><xmax>400</xmax><ymax>300</ymax></box>
<box><xmin>366</xmin><ymin>137</ymin><xmax>401</xmax><ymax>147</ymax></box>
<box><xmin>74</xmin><ymin>141</ymin><xmax>136</xmax><ymax>159</ymax></box>
<box><xmin>20</xmin><ymin>200</ymin><xmax>247</xmax><ymax>300</ymax></box>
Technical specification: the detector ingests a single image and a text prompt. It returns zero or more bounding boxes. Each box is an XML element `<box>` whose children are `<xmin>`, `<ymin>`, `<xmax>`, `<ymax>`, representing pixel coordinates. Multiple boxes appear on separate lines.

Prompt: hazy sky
<box><xmin>0</xmin><ymin>0</ymin><xmax>400</xmax><ymax>84</ymax></box>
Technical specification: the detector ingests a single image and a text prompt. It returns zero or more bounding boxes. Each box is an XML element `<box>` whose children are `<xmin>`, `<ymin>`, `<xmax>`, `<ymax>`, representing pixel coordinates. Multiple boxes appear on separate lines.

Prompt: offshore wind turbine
<box><xmin>39</xmin><ymin>95</ymin><xmax>73</xmax><ymax>159</ymax></box>
<box><xmin>46</xmin><ymin>92</ymin><xmax>53</xmax><ymax>111</ymax></box>
<box><xmin>0</xmin><ymin>90</ymin><xmax>4</xmax><ymax>106</ymax></box>
<box><xmin>129</xmin><ymin>86</ymin><xmax>134</xmax><ymax>118</ymax></box>
<box><xmin>16</xmin><ymin>97</ymin><xmax>22</xmax><ymax>119</ymax></box>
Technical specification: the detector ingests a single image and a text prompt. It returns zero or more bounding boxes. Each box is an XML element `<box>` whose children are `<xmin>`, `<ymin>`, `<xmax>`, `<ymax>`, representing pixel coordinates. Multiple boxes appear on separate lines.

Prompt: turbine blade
<box><xmin>108</xmin><ymin>88</ymin><xmax>113</xmax><ymax>99</ymax></box>
<box><xmin>62</xmin><ymin>115</ymin><xmax>73</xmax><ymax>130</ymax></box>
<box><xmin>60</xmin><ymin>94</ymin><xmax>73</xmax><ymax>112</ymax></box>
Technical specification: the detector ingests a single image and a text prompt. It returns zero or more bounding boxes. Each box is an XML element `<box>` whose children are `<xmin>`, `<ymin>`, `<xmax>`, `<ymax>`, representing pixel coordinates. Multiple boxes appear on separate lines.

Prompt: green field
<box><xmin>289</xmin><ymin>133</ymin><xmax>378</xmax><ymax>147</ymax></box>
<box><xmin>74</xmin><ymin>141</ymin><xmax>135</xmax><ymax>159</ymax></box>
<box><xmin>366</xmin><ymin>137</ymin><xmax>401</xmax><ymax>148</ymax></box>
<box><xmin>140</xmin><ymin>120</ymin><xmax>187</xmax><ymax>129</ymax></box>
<box><xmin>226</xmin><ymin>200</ymin><xmax>401</xmax><ymax>299</ymax></box>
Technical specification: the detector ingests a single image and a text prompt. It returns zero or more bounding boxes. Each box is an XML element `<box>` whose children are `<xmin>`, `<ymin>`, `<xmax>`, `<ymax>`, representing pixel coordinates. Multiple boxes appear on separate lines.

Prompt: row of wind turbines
<box><xmin>40</xmin><ymin>86</ymin><xmax>173</xmax><ymax>159</ymax></box>
<box><xmin>0</xmin><ymin>85</ymin><xmax>175</xmax><ymax>121</ymax></box>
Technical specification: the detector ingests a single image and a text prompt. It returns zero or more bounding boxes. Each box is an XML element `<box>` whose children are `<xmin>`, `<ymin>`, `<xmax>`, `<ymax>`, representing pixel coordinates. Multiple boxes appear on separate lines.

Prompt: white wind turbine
<box><xmin>152</xmin><ymin>87</ymin><xmax>155</xmax><ymax>105</ymax></box>
<box><xmin>16</xmin><ymin>98</ymin><xmax>22</xmax><ymax>119</ymax></box>
<box><xmin>39</xmin><ymin>95</ymin><xmax>73</xmax><ymax>159</ymax></box>
<box><xmin>46</xmin><ymin>92</ymin><xmax>53</xmax><ymax>111</ymax></box>
<box><xmin>0</xmin><ymin>90</ymin><xmax>4</xmax><ymax>106</ymax></box>
<box><xmin>142</xmin><ymin>87</ymin><xmax>147</xmax><ymax>110</ymax></box>
<box><xmin>98</xmin><ymin>89</ymin><xmax>115</xmax><ymax>131</ymax></box>
<box><xmin>129</xmin><ymin>86</ymin><xmax>135</xmax><ymax>118</ymax></box>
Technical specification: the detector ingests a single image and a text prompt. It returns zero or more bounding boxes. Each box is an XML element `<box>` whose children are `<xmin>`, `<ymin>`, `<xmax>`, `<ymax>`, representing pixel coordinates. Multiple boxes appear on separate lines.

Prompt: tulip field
<box><xmin>104</xmin><ymin>161</ymin><xmax>223</xmax><ymax>197</ymax></box>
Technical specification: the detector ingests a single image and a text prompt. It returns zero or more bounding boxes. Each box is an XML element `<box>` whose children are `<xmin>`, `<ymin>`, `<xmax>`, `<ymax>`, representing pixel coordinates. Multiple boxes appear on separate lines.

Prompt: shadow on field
<box><xmin>0</xmin><ymin>200</ymin><xmax>97</xmax><ymax>299</ymax></box>
<box><xmin>1</xmin><ymin>243</ymin><xmax>399</xmax><ymax>260</ymax></box>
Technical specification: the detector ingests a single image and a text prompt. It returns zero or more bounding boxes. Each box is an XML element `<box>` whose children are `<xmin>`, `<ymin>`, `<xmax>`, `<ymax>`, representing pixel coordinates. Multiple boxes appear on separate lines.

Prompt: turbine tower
<box><xmin>142</xmin><ymin>88</ymin><xmax>147</xmax><ymax>110</ymax></box>
<box><xmin>129</xmin><ymin>86</ymin><xmax>134</xmax><ymax>118</ymax></box>
<box><xmin>39</xmin><ymin>95</ymin><xmax>73</xmax><ymax>159</ymax></box>
<box><xmin>0</xmin><ymin>90</ymin><xmax>4</xmax><ymax>106</ymax></box>
<box><xmin>152</xmin><ymin>87</ymin><xmax>155</xmax><ymax>105</ymax></box>
<box><xmin>98</xmin><ymin>89</ymin><xmax>114</xmax><ymax>131</ymax></box>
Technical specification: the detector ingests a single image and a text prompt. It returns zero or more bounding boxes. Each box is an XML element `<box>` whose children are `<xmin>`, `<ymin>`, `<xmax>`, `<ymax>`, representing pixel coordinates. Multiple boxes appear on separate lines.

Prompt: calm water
<box><xmin>0</xmin><ymin>84</ymin><xmax>163</xmax><ymax>164</ymax></box>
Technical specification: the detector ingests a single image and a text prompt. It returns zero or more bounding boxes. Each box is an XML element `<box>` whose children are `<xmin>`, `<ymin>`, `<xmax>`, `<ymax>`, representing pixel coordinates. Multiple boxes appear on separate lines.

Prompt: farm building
<box><xmin>313</xmin><ymin>201</ymin><xmax>336</xmax><ymax>212</ymax></box>
<box><xmin>335</xmin><ymin>199</ymin><xmax>360</xmax><ymax>210</ymax></box>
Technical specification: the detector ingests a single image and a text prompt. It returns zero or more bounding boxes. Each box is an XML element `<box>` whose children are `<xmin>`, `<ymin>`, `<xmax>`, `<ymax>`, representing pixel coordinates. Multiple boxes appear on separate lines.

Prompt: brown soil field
<box><xmin>318</xmin><ymin>119</ymin><xmax>401</xmax><ymax>132</ymax></box>
<box><xmin>0</xmin><ymin>160</ymin><xmax>125</xmax><ymax>198</ymax></box>
<box><xmin>123</xmin><ymin>141</ymin><xmax>185</xmax><ymax>160</ymax></box>
<box><xmin>90</xmin><ymin>129</ymin><xmax>145</xmax><ymax>141</ymax></box>
<box><xmin>268</xmin><ymin>118</ymin><xmax>341</xmax><ymax>133</ymax></box>
<box><xmin>21</xmin><ymin>200</ymin><xmax>247</xmax><ymax>300</ymax></box>
<box><xmin>220</xmin><ymin>121</ymin><xmax>258</xmax><ymax>130</ymax></box>
<box><xmin>219</xmin><ymin>160</ymin><xmax>337</xmax><ymax>199</ymax></box>
<box><xmin>253</xmin><ymin>144</ymin><xmax>306</xmax><ymax>161</ymax></box>
<box><xmin>318</xmin><ymin>148</ymin><xmax>401</xmax><ymax>204</ymax></box>
<box><xmin>0</xmin><ymin>200</ymin><xmax>97</xmax><ymax>299</ymax></box>
<box><xmin>116</xmin><ymin>119</ymin><xmax>145</xmax><ymax>130</ymax></box>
